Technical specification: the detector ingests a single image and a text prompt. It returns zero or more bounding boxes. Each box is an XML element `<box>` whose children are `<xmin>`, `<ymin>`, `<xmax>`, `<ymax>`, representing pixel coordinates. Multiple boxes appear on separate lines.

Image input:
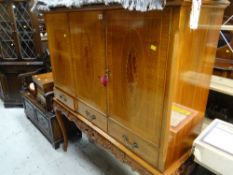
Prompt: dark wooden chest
<box><xmin>22</xmin><ymin>92</ymin><xmax>62</xmax><ymax>149</ymax></box>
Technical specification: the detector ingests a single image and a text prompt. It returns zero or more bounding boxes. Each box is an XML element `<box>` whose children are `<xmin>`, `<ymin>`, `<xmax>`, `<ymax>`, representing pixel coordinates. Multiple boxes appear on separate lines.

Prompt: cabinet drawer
<box><xmin>108</xmin><ymin>119</ymin><xmax>158</xmax><ymax>167</ymax></box>
<box><xmin>54</xmin><ymin>88</ymin><xmax>75</xmax><ymax>110</ymax></box>
<box><xmin>77</xmin><ymin>101</ymin><xmax>107</xmax><ymax>132</ymax></box>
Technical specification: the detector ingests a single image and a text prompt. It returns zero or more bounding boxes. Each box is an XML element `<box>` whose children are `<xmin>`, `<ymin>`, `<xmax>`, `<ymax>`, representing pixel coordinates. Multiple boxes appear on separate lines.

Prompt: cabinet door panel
<box><xmin>107</xmin><ymin>10</ymin><xmax>171</xmax><ymax>145</ymax></box>
<box><xmin>69</xmin><ymin>11</ymin><xmax>106</xmax><ymax>113</ymax></box>
<box><xmin>14</xmin><ymin>1</ymin><xmax>37</xmax><ymax>58</ymax></box>
<box><xmin>45</xmin><ymin>13</ymin><xmax>75</xmax><ymax>94</ymax></box>
<box><xmin>0</xmin><ymin>3</ymin><xmax>18</xmax><ymax>59</ymax></box>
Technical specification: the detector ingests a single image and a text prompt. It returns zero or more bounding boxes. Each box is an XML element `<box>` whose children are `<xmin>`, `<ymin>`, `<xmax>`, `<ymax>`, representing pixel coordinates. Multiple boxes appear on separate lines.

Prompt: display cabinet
<box><xmin>0</xmin><ymin>0</ymin><xmax>44</xmax><ymax>107</ymax></box>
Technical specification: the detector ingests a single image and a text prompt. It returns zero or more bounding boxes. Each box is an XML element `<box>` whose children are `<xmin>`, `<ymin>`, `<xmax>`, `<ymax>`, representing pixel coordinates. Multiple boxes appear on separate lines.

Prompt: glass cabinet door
<box><xmin>13</xmin><ymin>1</ymin><xmax>36</xmax><ymax>59</ymax></box>
<box><xmin>0</xmin><ymin>1</ymin><xmax>40</xmax><ymax>60</ymax></box>
<box><xmin>0</xmin><ymin>3</ymin><xmax>18</xmax><ymax>59</ymax></box>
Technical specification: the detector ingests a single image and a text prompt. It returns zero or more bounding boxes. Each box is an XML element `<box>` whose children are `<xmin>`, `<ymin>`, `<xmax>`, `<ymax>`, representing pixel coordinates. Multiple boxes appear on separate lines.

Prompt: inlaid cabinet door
<box><xmin>69</xmin><ymin>11</ymin><xmax>107</xmax><ymax>113</ymax></box>
<box><xmin>45</xmin><ymin>13</ymin><xmax>75</xmax><ymax>95</ymax></box>
<box><xmin>106</xmin><ymin>10</ymin><xmax>171</xmax><ymax>146</ymax></box>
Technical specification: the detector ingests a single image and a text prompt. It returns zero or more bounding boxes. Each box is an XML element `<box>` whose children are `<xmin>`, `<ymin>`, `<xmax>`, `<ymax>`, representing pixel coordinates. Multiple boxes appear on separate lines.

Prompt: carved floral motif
<box><xmin>54</xmin><ymin>101</ymin><xmax>183</xmax><ymax>175</ymax></box>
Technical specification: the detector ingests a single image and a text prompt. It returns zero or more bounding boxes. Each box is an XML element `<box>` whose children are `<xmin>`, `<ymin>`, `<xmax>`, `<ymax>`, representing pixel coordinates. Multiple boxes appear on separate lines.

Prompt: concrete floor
<box><xmin>0</xmin><ymin>100</ymin><xmax>138</xmax><ymax>175</ymax></box>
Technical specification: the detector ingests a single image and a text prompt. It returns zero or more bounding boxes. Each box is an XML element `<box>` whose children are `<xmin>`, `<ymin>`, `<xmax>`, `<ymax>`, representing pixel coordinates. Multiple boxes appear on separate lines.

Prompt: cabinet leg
<box><xmin>55</xmin><ymin>110</ymin><xmax>68</xmax><ymax>151</ymax></box>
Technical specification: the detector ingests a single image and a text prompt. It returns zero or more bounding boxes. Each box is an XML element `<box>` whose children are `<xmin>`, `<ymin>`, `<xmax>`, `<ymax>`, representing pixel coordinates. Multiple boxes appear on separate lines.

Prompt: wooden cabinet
<box><xmin>45</xmin><ymin>1</ymin><xmax>228</xmax><ymax>174</ymax></box>
<box><xmin>0</xmin><ymin>0</ymin><xmax>44</xmax><ymax>107</ymax></box>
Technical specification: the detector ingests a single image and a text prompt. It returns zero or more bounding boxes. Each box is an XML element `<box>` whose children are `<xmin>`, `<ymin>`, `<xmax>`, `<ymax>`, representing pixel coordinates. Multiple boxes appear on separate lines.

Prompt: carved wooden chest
<box><xmin>22</xmin><ymin>92</ymin><xmax>62</xmax><ymax>149</ymax></box>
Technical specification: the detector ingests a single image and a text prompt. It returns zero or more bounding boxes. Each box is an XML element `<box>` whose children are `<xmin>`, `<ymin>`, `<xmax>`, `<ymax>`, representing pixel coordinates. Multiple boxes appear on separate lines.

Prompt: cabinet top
<box><xmin>33</xmin><ymin>0</ymin><xmax>229</xmax><ymax>13</ymax></box>
<box><xmin>34</xmin><ymin>0</ymin><xmax>165</xmax><ymax>12</ymax></box>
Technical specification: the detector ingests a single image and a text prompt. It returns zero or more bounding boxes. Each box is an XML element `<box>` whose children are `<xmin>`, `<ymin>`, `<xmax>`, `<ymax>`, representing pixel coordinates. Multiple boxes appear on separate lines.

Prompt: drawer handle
<box><xmin>89</xmin><ymin>115</ymin><xmax>96</xmax><ymax>121</ymax></box>
<box><xmin>131</xmin><ymin>142</ymin><xmax>139</xmax><ymax>149</ymax></box>
<box><xmin>122</xmin><ymin>135</ymin><xmax>139</xmax><ymax>149</ymax></box>
<box><xmin>59</xmin><ymin>94</ymin><xmax>67</xmax><ymax>102</ymax></box>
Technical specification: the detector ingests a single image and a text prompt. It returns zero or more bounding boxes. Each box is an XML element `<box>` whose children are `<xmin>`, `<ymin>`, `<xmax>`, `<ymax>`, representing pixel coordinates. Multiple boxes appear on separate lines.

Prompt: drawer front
<box><xmin>36</xmin><ymin>111</ymin><xmax>50</xmax><ymax>137</ymax></box>
<box><xmin>77</xmin><ymin>101</ymin><xmax>107</xmax><ymax>132</ymax></box>
<box><xmin>24</xmin><ymin>99</ymin><xmax>37</xmax><ymax>122</ymax></box>
<box><xmin>54</xmin><ymin>88</ymin><xmax>75</xmax><ymax>110</ymax></box>
<box><xmin>108</xmin><ymin>119</ymin><xmax>158</xmax><ymax>167</ymax></box>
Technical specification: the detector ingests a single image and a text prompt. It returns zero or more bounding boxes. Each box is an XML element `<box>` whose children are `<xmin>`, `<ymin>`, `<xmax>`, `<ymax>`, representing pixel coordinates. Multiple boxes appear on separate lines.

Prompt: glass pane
<box><xmin>0</xmin><ymin>3</ymin><xmax>17</xmax><ymax>59</ymax></box>
<box><xmin>217</xmin><ymin>31</ymin><xmax>233</xmax><ymax>48</ymax></box>
<box><xmin>14</xmin><ymin>1</ymin><xmax>36</xmax><ymax>58</ymax></box>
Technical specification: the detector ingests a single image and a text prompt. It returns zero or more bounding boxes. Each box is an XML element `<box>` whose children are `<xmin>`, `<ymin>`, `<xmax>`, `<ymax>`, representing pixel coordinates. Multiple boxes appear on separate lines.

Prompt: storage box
<box><xmin>193</xmin><ymin>119</ymin><xmax>233</xmax><ymax>175</ymax></box>
<box><xmin>32</xmin><ymin>72</ymin><xmax>53</xmax><ymax>93</ymax></box>
<box><xmin>32</xmin><ymin>72</ymin><xmax>54</xmax><ymax>111</ymax></box>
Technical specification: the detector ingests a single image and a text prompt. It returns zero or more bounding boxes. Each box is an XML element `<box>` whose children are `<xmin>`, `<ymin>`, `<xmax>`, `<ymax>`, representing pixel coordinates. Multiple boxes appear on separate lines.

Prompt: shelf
<box><xmin>210</xmin><ymin>75</ymin><xmax>233</xmax><ymax>96</ymax></box>
<box><xmin>221</xmin><ymin>25</ymin><xmax>233</xmax><ymax>31</ymax></box>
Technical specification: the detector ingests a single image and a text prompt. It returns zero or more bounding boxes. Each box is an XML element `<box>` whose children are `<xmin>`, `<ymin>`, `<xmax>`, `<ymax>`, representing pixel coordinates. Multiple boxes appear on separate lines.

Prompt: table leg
<box><xmin>55</xmin><ymin>110</ymin><xmax>68</xmax><ymax>151</ymax></box>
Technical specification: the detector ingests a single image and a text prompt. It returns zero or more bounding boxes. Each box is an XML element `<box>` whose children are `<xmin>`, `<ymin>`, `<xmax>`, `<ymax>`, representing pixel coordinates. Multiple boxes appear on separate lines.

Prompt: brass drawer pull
<box><xmin>85</xmin><ymin>111</ymin><xmax>96</xmax><ymax>120</ymax></box>
<box><xmin>131</xmin><ymin>142</ymin><xmax>139</xmax><ymax>149</ymax></box>
<box><xmin>122</xmin><ymin>135</ymin><xmax>139</xmax><ymax>149</ymax></box>
<box><xmin>59</xmin><ymin>94</ymin><xmax>67</xmax><ymax>102</ymax></box>
<box><xmin>89</xmin><ymin>115</ymin><xmax>96</xmax><ymax>121</ymax></box>
<box><xmin>122</xmin><ymin>134</ymin><xmax>129</xmax><ymax>142</ymax></box>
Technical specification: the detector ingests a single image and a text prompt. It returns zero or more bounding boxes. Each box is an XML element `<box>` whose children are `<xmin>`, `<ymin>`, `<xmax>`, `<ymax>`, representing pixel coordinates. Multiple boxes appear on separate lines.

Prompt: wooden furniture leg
<box><xmin>55</xmin><ymin>110</ymin><xmax>68</xmax><ymax>151</ymax></box>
